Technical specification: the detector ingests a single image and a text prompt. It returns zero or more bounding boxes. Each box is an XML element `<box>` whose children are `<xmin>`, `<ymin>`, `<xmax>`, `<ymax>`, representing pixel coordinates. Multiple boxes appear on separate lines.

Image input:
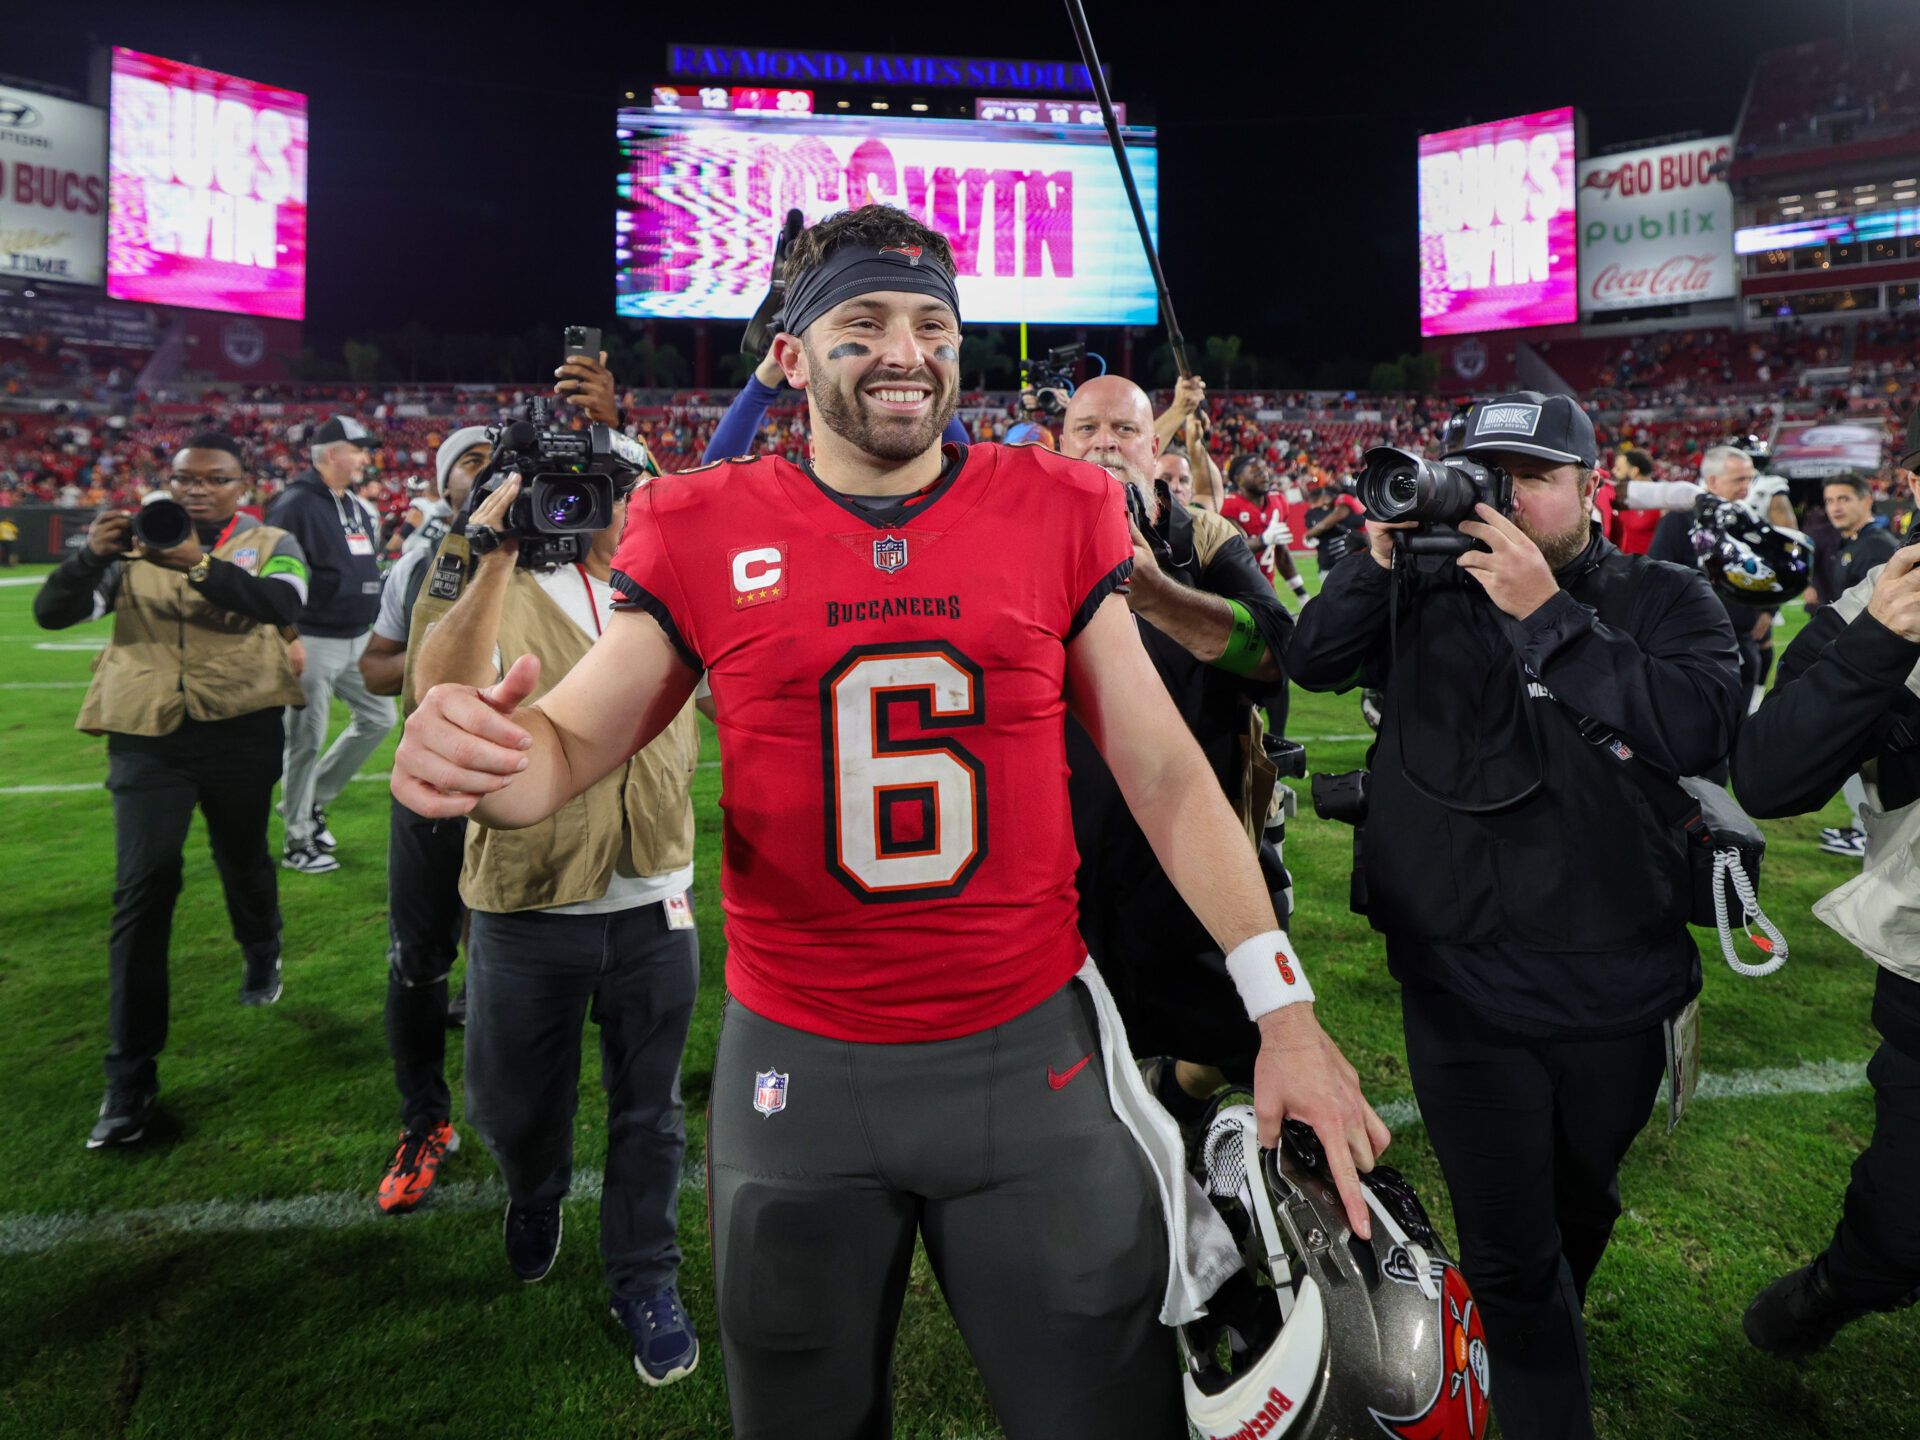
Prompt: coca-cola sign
<box><xmin>1576</xmin><ymin>137</ymin><xmax>1733</xmax><ymax>314</ymax></box>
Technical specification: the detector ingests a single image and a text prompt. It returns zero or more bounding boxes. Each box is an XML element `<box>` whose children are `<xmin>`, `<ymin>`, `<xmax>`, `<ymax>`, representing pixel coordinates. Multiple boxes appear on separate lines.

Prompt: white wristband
<box><xmin>1225</xmin><ymin>930</ymin><xmax>1315</xmax><ymax>1018</ymax></box>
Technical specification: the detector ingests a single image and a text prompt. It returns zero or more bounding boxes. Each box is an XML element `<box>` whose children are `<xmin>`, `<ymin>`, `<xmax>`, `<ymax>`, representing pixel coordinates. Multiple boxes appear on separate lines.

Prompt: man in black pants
<box><xmin>1290</xmin><ymin>391</ymin><xmax>1743</xmax><ymax>1440</ymax></box>
<box><xmin>34</xmin><ymin>433</ymin><xmax>310</xmax><ymax>1147</ymax></box>
<box><xmin>409</xmin><ymin>471</ymin><xmax>703</xmax><ymax>1388</ymax></box>
<box><xmin>1058</xmin><ymin>375</ymin><xmax>1294</xmax><ymax>1114</ymax></box>
<box><xmin>1735</xmin><ymin>419</ymin><xmax>1920</xmax><ymax>1355</ymax></box>
<box><xmin>359</xmin><ymin>425</ymin><xmax>492</xmax><ymax>1212</ymax></box>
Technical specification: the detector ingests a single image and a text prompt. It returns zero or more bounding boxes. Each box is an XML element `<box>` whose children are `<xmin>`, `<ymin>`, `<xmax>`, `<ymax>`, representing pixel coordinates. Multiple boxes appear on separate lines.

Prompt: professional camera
<box><xmin>1354</xmin><ymin>445</ymin><xmax>1513</xmax><ymax>557</ymax></box>
<box><xmin>465</xmin><ymin>396</ymin><xmax>650</xmax><ymax>568</ymax></box>
<box><xmin>1020</xmin><ymin>342</ymin><xmax>1086</xmax><ymax>417</ymax></box>
<box><xmin>132</xmin><ymin>498</ymin><xmax>193</xmax><ymax>551</ymax></box>
<box><xmin>1310</xmin><ymin>769</ymin><xmax>1369</xmax><ymax>826</ymax></box>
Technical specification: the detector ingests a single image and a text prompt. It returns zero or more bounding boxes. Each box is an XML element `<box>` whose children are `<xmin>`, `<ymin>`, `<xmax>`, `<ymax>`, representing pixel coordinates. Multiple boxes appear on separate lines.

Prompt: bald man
<box><xmin>1059</xmin><ymin>376</ymin><xmax>1298</xmax><ymax>1117</ymax></box>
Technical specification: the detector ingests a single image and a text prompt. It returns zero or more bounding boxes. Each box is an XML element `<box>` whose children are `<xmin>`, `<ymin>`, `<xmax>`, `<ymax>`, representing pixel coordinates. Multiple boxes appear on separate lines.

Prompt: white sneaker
<box><xmin>282</xmin><ymin>843</ymin><xmax>340</xmax><ymax>874</ymax></box>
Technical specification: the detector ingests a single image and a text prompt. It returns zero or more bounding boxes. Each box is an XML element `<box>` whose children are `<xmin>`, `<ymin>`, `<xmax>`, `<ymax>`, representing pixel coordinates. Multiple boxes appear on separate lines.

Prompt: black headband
<box><xmin>782</xmin><ymin>242</ymin><xmax>962</xmax><ymax>340</ymax></box>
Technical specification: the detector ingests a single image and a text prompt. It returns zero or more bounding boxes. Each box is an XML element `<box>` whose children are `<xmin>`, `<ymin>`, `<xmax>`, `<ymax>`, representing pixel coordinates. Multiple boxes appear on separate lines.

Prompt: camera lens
<box><xmin>1386</xmin><ymin>472</ymin><xmax>1420</xmax><ymax>509</ymax></box>
<box><xmin>542</xmin><ymin>485</ymin><xmax>594</xmax><ymax>529</ymax></box>
<box><xmin>133</xmin><ymin>498</ymin><xmax>194</xmax><ymax>551</ymax></box>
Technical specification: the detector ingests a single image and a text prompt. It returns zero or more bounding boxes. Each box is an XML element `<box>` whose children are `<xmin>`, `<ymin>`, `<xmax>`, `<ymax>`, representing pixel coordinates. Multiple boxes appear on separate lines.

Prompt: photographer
<box><xmin>266</xmin><ymin>415</ymin><xmax>394</xmax><ymax>873</ymax></box>
<box><xmin>1290</xmin><ymin>392</ymin><xmax>1743</xmax><ymax>1440</ymax></box>
<box><xmin>358</xmin><ymin>424</ymin><xmax>491</xmax><ymax>1213</ymax></box>
<box><xmin>1735</xmin><ymin>419</ymin><xmax>1920</xmax><ymax>1359</ymax></box>
<box><xmin>1059</xmin><ymin>375</ymin><xmax>1293</xmax><ymax>1123</ymax></box>
<box><xmin>34</xmin><ymin>433</ymin><xmax>309</xmax><ymax>1148</ymax></box>
<box><xmin>409</xmin><ymin>465</ymin><xmax>703</xmax><ymax>1386</ymax></box>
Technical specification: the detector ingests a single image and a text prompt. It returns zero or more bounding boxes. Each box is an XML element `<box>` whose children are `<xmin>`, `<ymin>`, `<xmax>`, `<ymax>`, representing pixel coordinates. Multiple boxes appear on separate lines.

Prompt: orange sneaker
<box><xmin>377</xmin><ymin>1122</ymin><xmax>459</xmax><ymax>1214</ymax></box>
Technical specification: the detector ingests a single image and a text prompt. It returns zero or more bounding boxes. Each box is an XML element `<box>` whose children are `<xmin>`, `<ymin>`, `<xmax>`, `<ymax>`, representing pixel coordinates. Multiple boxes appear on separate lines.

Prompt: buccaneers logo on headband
<box><xmin>879</xmin><ymin>245</ymin><xmax>923</xmax><ymax>265</ymax></box>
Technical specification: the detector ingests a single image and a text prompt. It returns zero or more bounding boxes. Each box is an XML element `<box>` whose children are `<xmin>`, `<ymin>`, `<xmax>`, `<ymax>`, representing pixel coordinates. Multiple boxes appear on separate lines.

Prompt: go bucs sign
<box><xmin>1577</xmin><ymin>137</ymin><xmax>1734</xmax><ymax>314</ymax></box>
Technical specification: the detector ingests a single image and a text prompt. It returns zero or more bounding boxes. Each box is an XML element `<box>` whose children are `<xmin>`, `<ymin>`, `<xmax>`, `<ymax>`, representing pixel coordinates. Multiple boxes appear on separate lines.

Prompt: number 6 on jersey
<box><xmin>821</xmin><ymin>642</ymin><xmax>988</xmax><ymax>902</ymax></box>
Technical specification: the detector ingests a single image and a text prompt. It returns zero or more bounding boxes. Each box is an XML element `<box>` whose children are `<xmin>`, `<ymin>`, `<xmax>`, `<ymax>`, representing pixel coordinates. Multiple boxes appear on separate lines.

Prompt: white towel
<box><xmin>1076</xmin><ymin>958</ymin><xmax>1243</xmax><ymax>1325</ymax></box>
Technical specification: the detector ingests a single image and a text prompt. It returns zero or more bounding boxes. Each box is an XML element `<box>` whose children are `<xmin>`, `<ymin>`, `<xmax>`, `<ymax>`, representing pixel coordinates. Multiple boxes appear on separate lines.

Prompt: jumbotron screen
<box><xmin>106</xmin><ymin>48</ymin><xmax>309</xmax><ymax>321</ymax></box>
<box><xmin>615</xmin><ymin>109</ymin><xmax>1159</xmax><ymax>325</ymax></box>
<box><xmin>1418</xmin><ymin>106</ymin><xmax>1578</xmax><ymax>337</ymax></box>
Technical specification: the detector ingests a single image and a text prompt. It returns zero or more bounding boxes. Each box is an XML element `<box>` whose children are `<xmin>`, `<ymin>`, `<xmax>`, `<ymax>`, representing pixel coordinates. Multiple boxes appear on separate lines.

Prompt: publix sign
<box><xmin>1576</xmin><ymin>137</ymin><xmax>1733</xmax><ymax>314</ymax></box>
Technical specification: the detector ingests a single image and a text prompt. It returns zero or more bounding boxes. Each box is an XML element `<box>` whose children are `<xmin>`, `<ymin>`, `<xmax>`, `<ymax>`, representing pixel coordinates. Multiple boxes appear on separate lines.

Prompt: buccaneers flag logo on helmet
<box><xmin>1370</xmin><ymin>1265</ymin><xmax>1491</xmax><ymax>1440</ymax></box>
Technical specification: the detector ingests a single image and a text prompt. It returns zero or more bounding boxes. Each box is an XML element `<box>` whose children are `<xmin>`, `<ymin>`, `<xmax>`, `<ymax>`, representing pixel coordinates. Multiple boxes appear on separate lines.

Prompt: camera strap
<box><xmin>1387</xmin><ymin>554</ymin><xmax>1546</xmax><ymax>814</ymax></box>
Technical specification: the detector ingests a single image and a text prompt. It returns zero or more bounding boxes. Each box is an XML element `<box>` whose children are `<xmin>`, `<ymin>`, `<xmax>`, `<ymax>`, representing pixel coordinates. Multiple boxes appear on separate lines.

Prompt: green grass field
<box><xmin>0</xmin><ymin>555</ymin><xmax>1910</xmax><ymax>1440</ymax></box>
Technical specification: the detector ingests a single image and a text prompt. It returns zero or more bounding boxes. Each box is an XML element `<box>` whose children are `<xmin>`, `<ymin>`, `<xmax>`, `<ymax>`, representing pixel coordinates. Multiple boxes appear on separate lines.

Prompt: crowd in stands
<box><xmin>3</xmin><ymin>316</ymin><xmax>1917</xmax><ymax>517</ymax></box>
<box><xmin>1737</xmin><ymin>27</ymin><xmax>1920</xmax><ymax>155</ymax></box>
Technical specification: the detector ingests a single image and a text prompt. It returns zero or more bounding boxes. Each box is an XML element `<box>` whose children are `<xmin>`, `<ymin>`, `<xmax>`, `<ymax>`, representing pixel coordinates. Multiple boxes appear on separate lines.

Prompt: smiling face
<box><xmin>784</xmin><ymin>291</ymin><xmax>960</xmax><ymax>464</ymax></box>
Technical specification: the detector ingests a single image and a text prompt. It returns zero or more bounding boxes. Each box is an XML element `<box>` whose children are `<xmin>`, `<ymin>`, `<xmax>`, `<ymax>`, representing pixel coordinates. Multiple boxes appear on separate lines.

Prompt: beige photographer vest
<box><xmin>75</xmin><ymin>524</ymin><xmax>305</xmax><ymax>737</ymax></box>
<box><xmin>457</xmin><ymin>563</ymin><xmax>699</xmax><ymax>914</ymax></box>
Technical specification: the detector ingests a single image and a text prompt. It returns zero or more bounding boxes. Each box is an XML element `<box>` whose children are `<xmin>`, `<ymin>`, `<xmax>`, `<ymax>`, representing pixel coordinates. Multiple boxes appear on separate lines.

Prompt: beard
<box><xmin>1083</xmin><ymin>449</ymin><xmax>1156</xmax><ymax>523</ymax></box>
<box><xmin>1518</xmin><ymin>511</ymin><xmax>1590</xmax><ymax>571</ymax></box>
<box><xmin>807</xmin><ymin>352</ymin><xmax>958</xmax><ymax>463</ymax></box>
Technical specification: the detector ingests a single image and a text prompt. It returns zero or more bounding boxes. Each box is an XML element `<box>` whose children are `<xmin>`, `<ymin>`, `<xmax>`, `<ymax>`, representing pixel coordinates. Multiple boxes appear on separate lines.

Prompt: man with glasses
<box><xmin>33</xmin><ymin>432</ymin><xmax>311</xmax><ymax>1148</ymax></box>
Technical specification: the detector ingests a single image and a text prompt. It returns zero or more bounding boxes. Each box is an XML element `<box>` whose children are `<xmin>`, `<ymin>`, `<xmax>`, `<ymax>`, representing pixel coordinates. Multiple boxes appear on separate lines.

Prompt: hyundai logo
<box><xmin>0</xmin><ymin>99</ymin><xmax>43</xmax><ymax>130</ymax></box>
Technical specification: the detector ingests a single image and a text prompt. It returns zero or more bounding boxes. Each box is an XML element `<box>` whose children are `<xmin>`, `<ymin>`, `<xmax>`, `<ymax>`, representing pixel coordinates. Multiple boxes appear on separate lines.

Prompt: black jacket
<box><xmin>264</xmin><ymin>469</ymin><xmax>383</xmax><ymax>637</ymax></box>
<box><xmin>1732</xmin><ymin>577</ymin><xmax>1920</xmax><ymax>1055</ymax></box>
<box><xmin>1289</xmin><ymin>533</ymin><xmax>1744</xmax><ymax>1035</ymax></box>
<box><xmin>1068</xmin><ymin>503</ymin><xmax>1292</xmax><ymax>993</ymax></box>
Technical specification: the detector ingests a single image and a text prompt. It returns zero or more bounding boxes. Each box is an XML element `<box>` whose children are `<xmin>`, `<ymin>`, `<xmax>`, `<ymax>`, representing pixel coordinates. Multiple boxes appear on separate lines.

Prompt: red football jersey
<box><xmin>610</xmin><ymin>443</ymin><xmax>1133</xmax><ymax>1043</ymax></box>
<box><xmin>1218</xmin><ymin>491</ymin><xmax>1278</xmax><ymax>543</ymax></box>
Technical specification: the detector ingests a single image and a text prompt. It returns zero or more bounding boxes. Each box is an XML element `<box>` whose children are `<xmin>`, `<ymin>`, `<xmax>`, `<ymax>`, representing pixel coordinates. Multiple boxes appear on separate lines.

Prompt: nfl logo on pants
<box><xmin>753</xmin><ymin>1069</ymin><xmax>788</xmax><ymax>1117</ymax></box>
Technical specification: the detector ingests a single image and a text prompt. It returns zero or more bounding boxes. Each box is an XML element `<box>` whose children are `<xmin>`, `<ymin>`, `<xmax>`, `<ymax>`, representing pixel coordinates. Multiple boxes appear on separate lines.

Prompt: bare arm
<box><xmin>359</xmin><ymin>632</ymin><xmax>408</xmax><ymax>698</ymax></box>
<box><xmin>1189</xmin><ymin>421</ymin><xmax>1225</xmax><ymax>511</ymax></box>
<box><xmin>1127</xmin><ymin>529</ymin><xmax>1281</xmax><ymax>682</ymax></box>
<box><xmin>392</xmin><ymin>607</ymin><xmax>698</xmax><ymax>828</ymax></box>
<box><xmin>414</xmin><ymin>549</ymin><xmax>517</xmax><ymax>693</ymax></box>
<box><xmin>1065</xmin><ymin>595</ymin><xmax>1387</xmax><ymax>1233</ymax></box>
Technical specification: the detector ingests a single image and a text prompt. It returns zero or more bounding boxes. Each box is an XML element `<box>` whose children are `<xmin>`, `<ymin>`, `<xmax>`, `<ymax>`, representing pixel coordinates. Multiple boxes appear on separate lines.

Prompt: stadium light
<box><xmin>910</xmin><ymin>102</ymin><xmax>929</xmax><ymax>112</ymax></box>
<box><xmin>1815</xmin><ymin>189</ymin><xmax>1839</xmax><ymax>198</ymax></box>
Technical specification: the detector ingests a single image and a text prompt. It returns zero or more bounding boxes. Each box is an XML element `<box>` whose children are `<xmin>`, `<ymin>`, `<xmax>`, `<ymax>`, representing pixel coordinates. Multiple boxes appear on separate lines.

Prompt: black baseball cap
<box><xmin>1457</xmin><ymin>391</ymin><xmax>1598</xmax><ymax>470</ymax></box>
<box><xmin>312</xmin><ymin>414</ymin><xmax>376</xmax><ymax>448</ymax></box>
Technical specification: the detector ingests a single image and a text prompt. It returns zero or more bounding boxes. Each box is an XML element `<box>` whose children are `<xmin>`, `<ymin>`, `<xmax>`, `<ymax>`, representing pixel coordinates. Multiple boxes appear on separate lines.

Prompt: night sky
<box><xmin>9</xmin><ymin>0</ymin><xmax>1912</xmax><ymax>370</ymax></box>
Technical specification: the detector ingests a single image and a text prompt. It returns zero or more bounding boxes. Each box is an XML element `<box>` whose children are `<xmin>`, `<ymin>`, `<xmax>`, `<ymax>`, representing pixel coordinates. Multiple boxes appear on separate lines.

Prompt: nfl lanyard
<box><xmin>574</xmin><ymin>563</ymin><xmax>603</xmax><ymax>638</ymax></box>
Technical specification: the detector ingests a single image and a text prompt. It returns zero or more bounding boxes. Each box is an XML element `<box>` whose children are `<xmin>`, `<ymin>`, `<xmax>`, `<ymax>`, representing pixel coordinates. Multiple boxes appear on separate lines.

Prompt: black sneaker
<box><xmin>282</xmin><ymin>842</ymin><xmax>340</xmax><ymax>875</ymax></box>
<box><xmin>240</xmin><ymin>953</ymin><xmax>282</xmax><ymax>1006</ymax></box>
<box><xmin>446</xmin><ymin>980</ymin><xmax>468</xmax><ymax>1029</ymax></box>
<box><xmin>504</xmin><ymin>1200</ymin><xmax>563</xmax><ymax>1282</ymax></box>
<box><xmin>1743</xmin><ymin>1258</ymin><xmax>1873</xmax><ymax>1357</ymax></box>
<box><xmin>311</xmin><ymin>804</ymin><xmax>337</xmax><ymax>854</ymax></box>
<box><xmin>87</xmin><ymin>1086</ymin><xmax>157</xmax><ymax>1149</ymax></box>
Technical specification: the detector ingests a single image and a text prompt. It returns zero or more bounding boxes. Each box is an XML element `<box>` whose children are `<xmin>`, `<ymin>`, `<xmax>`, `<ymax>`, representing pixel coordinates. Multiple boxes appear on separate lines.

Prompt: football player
<box><xmin>392</xmin><ymin>205</ymin><xmax>1386</xmax><ymax>1437</ymax></box>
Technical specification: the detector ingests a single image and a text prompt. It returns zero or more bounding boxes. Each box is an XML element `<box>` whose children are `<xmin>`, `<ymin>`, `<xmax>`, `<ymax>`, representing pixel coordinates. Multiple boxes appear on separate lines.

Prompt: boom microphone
<box><xmin>1061</xmin><ymin>0</ymin><xmax>1191</xmax><ymax>378</ymax></box>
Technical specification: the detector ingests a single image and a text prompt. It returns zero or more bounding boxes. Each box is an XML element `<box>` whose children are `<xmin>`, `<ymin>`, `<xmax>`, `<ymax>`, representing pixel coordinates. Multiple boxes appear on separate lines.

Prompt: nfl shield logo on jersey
<box><xmin>872</xmin><ymin>535</ymin><xmax>908</xmax><ymax>573</ymax></box>
<box><xmin>752</xmin><ymin>1069</ymin><xmax>788</xmax><ymax>1117</ymax></box>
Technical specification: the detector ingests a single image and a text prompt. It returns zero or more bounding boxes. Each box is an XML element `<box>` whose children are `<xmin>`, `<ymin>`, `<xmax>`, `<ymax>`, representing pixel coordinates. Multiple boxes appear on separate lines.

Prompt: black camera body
<box><xmin>1354</xmin><ymin>445</ymin><xmax>1514</xmax><ymax>557</ymax></box>
<box><xmin>1021</xmin><ymin>343</ymin><xmax>1086</xmax><ymax>416</ymax></box>
<box><xmin>1310</xmin><ymin>769</ymin><xmax>1369</xmax><ymax>826</ymax></box>
<box><xmin>467</xmin><ymin>396</ymin><xmax>650</xmax><ymax>568</ymax></box>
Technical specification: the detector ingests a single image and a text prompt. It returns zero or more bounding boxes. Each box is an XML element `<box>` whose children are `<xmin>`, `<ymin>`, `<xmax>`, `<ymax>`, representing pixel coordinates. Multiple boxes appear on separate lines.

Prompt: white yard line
<box><xmin>0</xmin><ymin>763</ymin><xmax>720</xmax><ymax>797</ymax></box>
<box><xmin>0</xmin><ymin>1058</ymin><xmax>1870</xmax><ymax>1257</ymax></box>
<box><xmin>0</xmin><ymin>681</ymin><xmax>89</xmax><ymax>689</ymax></box>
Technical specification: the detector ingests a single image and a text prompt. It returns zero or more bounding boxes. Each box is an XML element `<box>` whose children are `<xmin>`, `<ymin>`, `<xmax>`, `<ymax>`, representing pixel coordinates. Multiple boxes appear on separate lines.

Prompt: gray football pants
<box><xmin>708</xmin><ymin>981</ymin><xmax>1183</xmax><ymax>1440</ymax></box>
<box><xmin>281</xmin><ymin>632</ymin><xmax>394</xmax><ymax>848</ymax></box>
